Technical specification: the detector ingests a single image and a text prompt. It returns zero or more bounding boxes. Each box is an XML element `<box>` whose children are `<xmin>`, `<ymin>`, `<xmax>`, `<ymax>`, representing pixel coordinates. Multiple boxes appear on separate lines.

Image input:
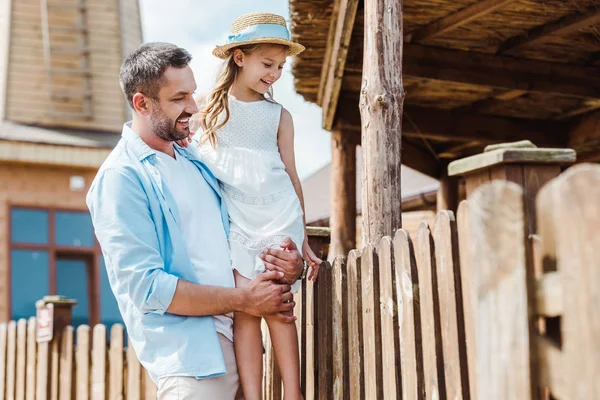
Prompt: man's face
<box><xmin>149</xmin><ymin>65</ymin><xmax>198</xmax><ymax>142</ymax></box>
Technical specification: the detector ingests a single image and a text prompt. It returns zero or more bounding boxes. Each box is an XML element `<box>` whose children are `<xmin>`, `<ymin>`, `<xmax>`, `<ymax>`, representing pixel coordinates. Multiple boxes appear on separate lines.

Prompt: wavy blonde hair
<box><xmin>197</xmin><ymin>43</ymin><xmax>281</xmax><ymax>148</ymax></box>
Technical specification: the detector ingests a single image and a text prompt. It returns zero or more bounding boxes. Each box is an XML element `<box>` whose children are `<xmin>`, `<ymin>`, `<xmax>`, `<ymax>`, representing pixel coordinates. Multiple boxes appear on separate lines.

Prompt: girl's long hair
<box><xmin>198</xmin><ymin>44</ymin><xmax>277</xmax><ymax>148</ymax></box>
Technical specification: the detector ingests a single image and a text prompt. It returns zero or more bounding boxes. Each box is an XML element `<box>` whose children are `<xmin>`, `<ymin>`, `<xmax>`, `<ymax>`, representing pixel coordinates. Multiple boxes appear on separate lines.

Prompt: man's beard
<box><xmin>150</xmin><ymin>103</ymin><xmax>190</xmax><ymax>142</ymax></box>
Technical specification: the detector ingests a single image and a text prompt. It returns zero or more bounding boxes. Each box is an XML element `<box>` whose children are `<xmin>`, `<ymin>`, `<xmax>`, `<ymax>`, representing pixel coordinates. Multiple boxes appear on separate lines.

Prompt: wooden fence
<box><xmin>1</xmin><ymin>164</ymin><xmax>599</xmax><ymax>399</ymax></box>
<box><xmin>262</xmin><ymin>163</ymin><xmax>600</xmax><ymax>399</ymax></box>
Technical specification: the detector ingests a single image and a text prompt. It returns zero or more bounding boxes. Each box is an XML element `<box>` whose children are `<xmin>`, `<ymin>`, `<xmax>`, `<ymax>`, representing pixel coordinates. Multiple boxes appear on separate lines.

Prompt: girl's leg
<box><xmin>233</xmin><ymin>270</ymin><xmax>264</xmax><ymax>400</ymax></box>
<box><xmin>265</xmin><ymin>310</ymin><xmax>302</xmax><ymax>400</ymax></box>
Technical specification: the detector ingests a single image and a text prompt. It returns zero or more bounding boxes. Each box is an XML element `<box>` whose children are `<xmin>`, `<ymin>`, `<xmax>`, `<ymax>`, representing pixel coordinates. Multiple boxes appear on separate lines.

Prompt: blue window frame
<box><xmin>9</xmin><ymin>207</ymin><xmax>123</xmax><ymax>328</ymax></box>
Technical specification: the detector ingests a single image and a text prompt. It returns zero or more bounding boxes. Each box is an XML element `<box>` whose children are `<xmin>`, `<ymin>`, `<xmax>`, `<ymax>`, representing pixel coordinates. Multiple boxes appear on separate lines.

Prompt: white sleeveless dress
<box><xmin>198</xmin><ymin>96</ymin><xmax>305</xmax><ymax>290</ymax></box>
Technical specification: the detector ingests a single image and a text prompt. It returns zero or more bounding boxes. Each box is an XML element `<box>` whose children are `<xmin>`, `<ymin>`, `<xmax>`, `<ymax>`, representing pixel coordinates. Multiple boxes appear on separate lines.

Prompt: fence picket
<box><xmin>331</xmin><ymin>256</ymin><xmax>348</xmax><ymax>400</ymax></box>
<box><xmin>142</xmin><ymin>368</ymin><xmax>157</xmax><ymax>400</ymax></box>
<box><xmin>91</xmin><ymin>324</ymin><xmax>106</xmax><ymax>400</ymax></box>
<box><xmin>16</xmin><ymin>319</ymin><xmax>26</xmax><ymax>400</ymax></box>
<box><xmin>25</xmin><ymin>318</ymin><xmax>36</xmax><ymax>400</ymax></box>
<box><xmin>537</xmin><ymin>164</ymin><xmax>600</xmax><ymax>398</ymax></box>
<box><xmin>109</xmin><ymin>324</ymin><xmax>124</xmax><ymax>400</ymax></box>
<box><xmin>0</xmin><ymin>322</ymin><xmax>6</xmax><ymax>400</ymax></box>
<box><xmin>58</xmin><ymin>327</ymin><xmax>73</xmax><ymax>400</ymax></box>
<box><xmin>469</xmin><ymin>181</ymin><xmax>530</xmax><ymax>399</ymax></box>
<box><xmin>304</xmin><ymin>275</ymin><xmax>316</xmax><ymax>400</ymax></box>
<box><xmin>35</xmin><ymin>341</ymin><xmax>48</xmax><ymax>400</ymax></box>
<box><xmin>393</xmin><ymin>229</ymin><xmax>423</xmax><ymax>400</ymax></box>
<box><xmin>457</xmin><ymin>201</ymin><xmax>476</xmax><ymax>400</ymax></box>
<box><xmin>315</xmin><ymin>261</ymin><xmax>333</xmax><ymax>400</ymax></box>
<box><xmin>76</xmin><ymin>325</ymin><xmax>90</xmax><ymax>400</ymax></box>
<box><xmin>434</xmin><ymin>211</ymin><xmax>470</xmax><ymax>399</ymax></box>
<box><xmin>346</xmin><ymin>250</ymin><xmax>363</xmax><ymax>400</ymax></box>
<box><xmin>126</xmin><ymin>342</ymin><xmax>141</xmax><ymax>400</ymax></box>
<box><xmin>294</xmin><ymin>276</ymin><xmax>305</xmax><ymax>395</ymax></box>
<box><xmin>361</xmin><ymin>244</ymin><xmax>383</xmax><ymax>399</ymax></box>
<box><xmin>7</xmin><ymin>320</ymin><xmax>16</xmax><ymax>400</ymax></box>
<box><xmin>415</xmin><ymin>222</ymin><xmax>443</xmax><ymax>400</ymax></box>
<box><xmin>377</xmin><ymin>237</ymin><xmax>400</xmax><ymax>399</ymax></box>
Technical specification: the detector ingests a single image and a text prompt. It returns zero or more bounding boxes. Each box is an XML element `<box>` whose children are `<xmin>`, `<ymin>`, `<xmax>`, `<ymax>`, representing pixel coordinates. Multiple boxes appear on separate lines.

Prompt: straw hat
<box><xmin>213</xmin><ymin>12</ymin><xmax>305</xmax><ymax>59</ymax></box>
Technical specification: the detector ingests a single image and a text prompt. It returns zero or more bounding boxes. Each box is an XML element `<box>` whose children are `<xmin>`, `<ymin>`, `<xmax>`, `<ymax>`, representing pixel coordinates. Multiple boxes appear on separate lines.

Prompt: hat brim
<box><xmin>212</xmin><ymin>38</ymin><xmax>305</xmax><ymax>59</ymax></box>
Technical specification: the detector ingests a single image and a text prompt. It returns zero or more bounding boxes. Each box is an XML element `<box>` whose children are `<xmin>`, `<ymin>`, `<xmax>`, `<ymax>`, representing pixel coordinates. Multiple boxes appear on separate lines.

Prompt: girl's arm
<box><xmin>278</xmin><ymin>107</ymin><xmax>322</xmax><ymax>280</ymax></box>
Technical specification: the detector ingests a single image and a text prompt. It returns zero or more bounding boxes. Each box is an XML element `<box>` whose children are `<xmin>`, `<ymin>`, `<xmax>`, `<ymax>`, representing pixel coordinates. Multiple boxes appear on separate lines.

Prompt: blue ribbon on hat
<box><xmin>227</xmin><ymin>23</ymin><xmax>291</xmax><ymax>44</ymax></box>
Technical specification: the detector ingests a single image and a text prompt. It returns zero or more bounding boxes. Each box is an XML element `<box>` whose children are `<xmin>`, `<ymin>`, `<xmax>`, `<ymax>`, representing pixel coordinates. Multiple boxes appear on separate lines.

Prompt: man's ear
<box><xmin>132</xmin><ymin>93</ymin><xmax>150</xmax><ymax>115</ymax></box>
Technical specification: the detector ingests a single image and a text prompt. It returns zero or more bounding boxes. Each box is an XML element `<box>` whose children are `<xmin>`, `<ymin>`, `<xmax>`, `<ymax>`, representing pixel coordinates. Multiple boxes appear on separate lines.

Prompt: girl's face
<box><xmin>234</xmin><ymin>44</ymin><xmax>288</xmax><ymax>95</ymax></box>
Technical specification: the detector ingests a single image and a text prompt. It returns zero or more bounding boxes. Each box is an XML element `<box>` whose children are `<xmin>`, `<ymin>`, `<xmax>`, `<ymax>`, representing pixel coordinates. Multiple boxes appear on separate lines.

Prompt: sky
<box><xmin>139</xmin><ymin>0</ymin><xmax>332</xmax><ymax>179</ymax></box>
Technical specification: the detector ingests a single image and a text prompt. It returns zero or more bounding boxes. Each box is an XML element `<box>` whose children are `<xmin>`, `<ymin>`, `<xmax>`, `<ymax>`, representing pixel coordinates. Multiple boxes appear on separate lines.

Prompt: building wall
<box><xmin>5</xmin><ymin>0</ymin><xmax>138</xmax><ymax>131</ymax></box>
<box><xmin>0</xmin><ymin>162</ymin><xmax>98</xmax><ymax>321</ymax></box>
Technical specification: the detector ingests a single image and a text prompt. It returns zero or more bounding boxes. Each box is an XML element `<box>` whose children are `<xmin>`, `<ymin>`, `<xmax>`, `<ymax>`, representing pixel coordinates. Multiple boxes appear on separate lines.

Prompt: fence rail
<box><xmin>2</xmin><ymin>164</ymin><xmax>600</xmax><ymax>399</ymax></box>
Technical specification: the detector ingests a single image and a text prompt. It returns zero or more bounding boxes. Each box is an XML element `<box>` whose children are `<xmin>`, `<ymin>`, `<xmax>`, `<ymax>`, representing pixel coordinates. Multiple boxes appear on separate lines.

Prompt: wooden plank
<box><xmin>393</xmin><ymin>229</ymin><xmax>424</xmax><ymax>399</ymax></box>
<box><xmin>497</xmin><ymin>9</ymin><xmax>600</xmax><ymax>54</ymax></box>
<box><xmin>415</xmin><ymin>222</ymin><xmax>443</xmax><ymax>400</ymax></box>
<box><xmin>456</xmin><ymin>201</ymin><xmax>476</xmax><ymax>400</ymax></box>
<box><xmin>25</xmin><ymin>318</ymin><xmax>36</xmax><ymax>400</ymax></box>
<box><xmin>399</xmin><ymin>44</ymin><xmax>600</xmax><ymax>99</ymax></box>
<box><xmin>16</xmin><ymin>319</ymin><xmax>27</xmax><ymax>400</ymax></box>
<box><xmin>537</xmin><ymin>164</ymin><xmax>600</xmax><ymax>398</ymax></box>
<box><xmin>0</xmin><ymin>0</ymin><xmax>12</xmax><ymax>121</ymax></box>
<box><xmin>304</xmin><ymin>275</ymin><xmax>316</xmax><ymax>399</ymax></box>
<box><xmin>319</xmin><ymin>0</ymin><xmax>359</xmax><ymax>130</ymax></box>
<box><xmin>35</xmin><ymin>342</ymin><xmax>49</xmax><ymax>400</ymax></box>
<box><xmin>75</xmin><ymin>326</ymin><xmax>90</xmax><ymax>400</ymax></box>
<box><xmin>49</xmin><ymin>337</ymin><xmax>59</xmax><ymax>400</ymax></box>
<box><xmin>345</xmin><ymin>250</ymin><xmax>364</xmax><ymax>400</ymax></box>
<box><xmin>360</xmin><ymin>244</ymin><xmax>383</xmax><ymax>399</ymax></box>
<box><xmin>6</xmin><ymin>320</ymin><xmax>16</xmax><ymax>400</ymax></box>
<box><xmin>126</xmin><ymin>343</ymin><xmax>141</xmax><ymax>400</ymax></box>
<box><xmin>360</xmin><ymin>0</ymin><xmax>405</xmax><ymax>244</ymax></box>
<box><xmin>377</xmin><ymin>237</ymin><xmax>400</xmax><ymax>399</ymax></box>
<box><xmin>409</xmin><ymin>0</ymin><xmax>517</xmax><ymax>43</ymax></box>
<box><xmin>58</xmin><ymin>327</ymin><xmax>73</xmax><ymax>400</ymax></box>
<box><xmin>434</xmin><ymin>211</ymin><xmax>470</xmax><ymax>399</ymax></box>
<box><xmin>0</xmin><ymin>323</ymin><xmax>6</xmax><ymax>400</ymax></box>
<box><xmin>316</xmin><ymin>261</ymin><xmax>333</xmax><ymax>400</ymax></box>
<box><xmin>142</xmin><ymin>369</ymin><xmax>157</xmax><ymax>400</ymax></box>
<box><xmin>91</xmin><ymin>324</ymin><xmax>106</xmax><ymax>400</ymax></box>
<box><xmin>109</xmin><ymin>324</ymin><xmax>124</xmax><ymax>400</ymax></box>
<box><xmin>331</xmin><ymin>256</ymin><xmax>348</xmax><ymax>400</ymax></box>
<box><xmin>468</xmin><ymin>181</ymin><xmax>531</xmax><ymax>399</ymax></box>
<box><xmin>536</xmin><ymin>272</ymin><xmax>562</xmax><ymax>318</ymax></box>
<box><xmin>465</xmin><ymin>170</ymin><xmax>490</xmax><ymax>199</ymax></box>
<box><xmin>293</xmin><ymin>279</ymin><xmax>305</xmax><ymax>395</ymax></box>
<box><xmin>536</xmin><ymin>336</ymin><xmax>565</xmax><ymax>399</ymax></box>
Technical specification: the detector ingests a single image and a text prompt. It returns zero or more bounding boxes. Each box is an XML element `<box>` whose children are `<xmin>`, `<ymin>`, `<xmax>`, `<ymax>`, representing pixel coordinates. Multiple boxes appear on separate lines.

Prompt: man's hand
<box><xmin>241</xmin><ymin>270</ymin><xmax>296</xmax><ymax>323</ymax></box>
<box><xmin>259</xmin><ymin>237</ymin><xmax>304</xmax><ymax>284</ymax></box>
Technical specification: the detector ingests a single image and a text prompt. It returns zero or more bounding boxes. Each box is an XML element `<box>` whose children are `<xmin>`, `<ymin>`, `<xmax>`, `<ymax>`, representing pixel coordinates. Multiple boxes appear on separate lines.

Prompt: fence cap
<box><xmin>448</xmin><ymin>140</ymin><xmax>576</xmax><ymax>177</ymax></box>
<box><xmin>35</xmin><ymin>295</ymin><xmax>78</xmax><ymax>309</ymax></box>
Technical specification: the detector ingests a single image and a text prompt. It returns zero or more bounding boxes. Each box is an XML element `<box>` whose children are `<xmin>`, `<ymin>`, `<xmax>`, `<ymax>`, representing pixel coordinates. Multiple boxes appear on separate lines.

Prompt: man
<box><xmin>87</xmin><ymin>42</ymin><xmax>306</xmax><ymax>399</ymax></box>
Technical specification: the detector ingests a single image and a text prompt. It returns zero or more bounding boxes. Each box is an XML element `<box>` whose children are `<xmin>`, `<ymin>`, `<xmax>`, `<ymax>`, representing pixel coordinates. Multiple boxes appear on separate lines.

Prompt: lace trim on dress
<box><xmin>229</xmin><ymin>231</ymin><xmax>288</xmax><ymax>251</ymax></box>
<box><xmin>221</xmin><ymin>184</ymin><xmax>293</xmax><ymax>205</ymax></box>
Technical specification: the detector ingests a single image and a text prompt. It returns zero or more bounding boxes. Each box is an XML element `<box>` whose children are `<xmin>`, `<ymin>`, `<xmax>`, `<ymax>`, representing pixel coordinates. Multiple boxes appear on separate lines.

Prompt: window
<box><xmin>9</xmin><ymin>207</ymin><xmax>122</xmax><ymax>328</ymax></box>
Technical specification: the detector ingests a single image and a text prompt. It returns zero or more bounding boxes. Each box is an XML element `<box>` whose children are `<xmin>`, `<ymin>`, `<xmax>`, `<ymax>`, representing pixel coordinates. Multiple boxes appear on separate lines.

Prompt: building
<box><xmin>0</xmin><ymin>0</ymin><xmax>142</xmax><ymax>326</ymax></box>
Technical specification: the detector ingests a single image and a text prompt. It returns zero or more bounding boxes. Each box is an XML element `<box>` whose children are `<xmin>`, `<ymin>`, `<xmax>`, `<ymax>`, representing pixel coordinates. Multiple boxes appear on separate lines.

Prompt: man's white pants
<box><xmin>157</xmin><ymin>334</ymin><xmax>243</xmax><ymax>399</ymax></box>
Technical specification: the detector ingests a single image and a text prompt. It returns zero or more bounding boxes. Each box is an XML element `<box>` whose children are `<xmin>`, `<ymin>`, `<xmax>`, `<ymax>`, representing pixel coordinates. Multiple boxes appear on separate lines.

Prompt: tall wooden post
<box><xmin>329</xmin><ymin>124</ymin><xmax>359</xmax><ymax>260</ymax></box>
<box><xmin>360</xmin><ymin>0</ymin><xmax>405</xmax><ymax>245</ymax></box>
<box><xmin>437</xmin><ymin>167</ymin><xmax>459</xmax><ymax>213</ymax></box>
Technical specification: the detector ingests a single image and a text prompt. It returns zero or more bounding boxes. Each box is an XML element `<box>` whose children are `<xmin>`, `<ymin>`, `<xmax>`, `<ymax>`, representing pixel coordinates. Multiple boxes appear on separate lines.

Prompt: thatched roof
<box><xmin>289</xmin><ymin>0</ymin><xmax>600</xmax><ymax>172</ymax></box>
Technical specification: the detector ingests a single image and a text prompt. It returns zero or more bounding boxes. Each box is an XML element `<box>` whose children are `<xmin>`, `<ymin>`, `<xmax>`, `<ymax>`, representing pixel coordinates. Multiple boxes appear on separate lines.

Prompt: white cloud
<box><xmin>139</xmin><ymin>0</ymin><xmax>331</xmax><ymax>179</ymax></box>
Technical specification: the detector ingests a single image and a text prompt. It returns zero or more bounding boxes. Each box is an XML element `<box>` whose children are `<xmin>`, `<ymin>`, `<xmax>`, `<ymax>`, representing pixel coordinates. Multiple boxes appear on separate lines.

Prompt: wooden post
<box><xmin>448</xmin><ymin>140</ymin><xmax>576</xmax><ymax>397</ymax></box>
<box><xmin>329</xmin><ymin>124</ymin><xmax>358</xmax><ymax>260</ymax></box>
<box><xmin>437</xmin><ymin>168</ymin><xmax>458</xmax><ymax>213</ymax></box>
<box><xmin>360</xmin><ymin>0</ymin><xmax>405</xmax><ymax>245</ymax></box>
<box><xmin>35</xmin><ymin>296</ymin><xmax>76</xmax><ymax>400</ymax></box>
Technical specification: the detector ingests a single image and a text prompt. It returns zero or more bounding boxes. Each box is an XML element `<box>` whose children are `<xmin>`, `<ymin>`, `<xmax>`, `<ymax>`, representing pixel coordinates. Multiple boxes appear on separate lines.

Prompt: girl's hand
<box><xmin>176</xmin><ymin>131</ymin><xmax>195</xmax><ymax>148</ymax></box>
<box><xmin>302</xmin><ymin>238</ymin><xmax>322</xmax><ymax>281</ymax></box>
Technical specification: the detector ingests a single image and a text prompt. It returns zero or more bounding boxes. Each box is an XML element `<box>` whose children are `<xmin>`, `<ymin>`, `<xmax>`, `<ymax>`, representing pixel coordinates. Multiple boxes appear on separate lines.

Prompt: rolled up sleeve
<box><xmin>87</xmin><ymin>167</ymin><xmax>178</xmax><ymax>315</ymax></box>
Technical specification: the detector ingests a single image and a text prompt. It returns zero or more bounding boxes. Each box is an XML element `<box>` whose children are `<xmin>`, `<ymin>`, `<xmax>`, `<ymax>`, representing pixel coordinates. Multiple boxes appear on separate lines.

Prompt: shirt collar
<box><xmin>121</xmin><ymin>122</ymin><xmax>157</xmax><ymax>162</ymax></box>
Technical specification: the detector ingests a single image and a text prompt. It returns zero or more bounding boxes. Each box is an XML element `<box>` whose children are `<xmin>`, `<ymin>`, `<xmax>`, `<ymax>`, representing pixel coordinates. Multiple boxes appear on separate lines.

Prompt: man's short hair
<box><xmin>119</xmin><ymin>42</ymin><xmax>192</xmax><ymax>108</ymax></box>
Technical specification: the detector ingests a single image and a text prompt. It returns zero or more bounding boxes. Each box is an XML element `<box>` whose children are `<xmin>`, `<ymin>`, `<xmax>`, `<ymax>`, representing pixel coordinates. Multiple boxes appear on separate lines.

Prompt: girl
<box><xmin>189</xmin><ymin>12</ymin><xmax>321</xmax><ymax>400</ymax></box>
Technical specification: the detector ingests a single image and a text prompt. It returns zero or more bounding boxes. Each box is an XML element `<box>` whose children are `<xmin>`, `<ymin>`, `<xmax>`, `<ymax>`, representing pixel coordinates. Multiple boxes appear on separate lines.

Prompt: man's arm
<box><xmin>87</xmin><ymin>167</ymin><xmax>296</xmax><ymax>322</ymax></box>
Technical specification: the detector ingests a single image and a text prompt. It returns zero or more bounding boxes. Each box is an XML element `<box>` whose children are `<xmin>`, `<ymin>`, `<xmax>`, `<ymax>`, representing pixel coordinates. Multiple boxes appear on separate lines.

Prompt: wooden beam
<box><xmin>497</xmin><ymin>9</ymin><xmax>600</xmax><ymax>54</ymax></box>
<box><xmin>338</xmin><ymin>97</ymin><xmax>567</xmax><ymax>147</ymax></box>
<box><xmin>318</xmin><ymin>0</ymin><xmax>359</xmax><ymax>131</ymax></box>
<box><xmin>568</xmin><ymin>110</ymin><xmax>600</xmax><ymax>150</ymax></box>
<box><xmin>328</xmin><ymin>124</ymin><xmax>358</xmax><ymax>260</ymax></box>
<box><xmin>343</xmin><ymin>44</ymin><xmax>600</xmax><ymax>99</ymax></box>
<box><xmin>402</xmin><ymin>139</ymin><xmax>441</xmax><ymax>178</ymax></box>
<box><xmin>408</xmin><ymin>0</ymin><xmax>517</xmax><ymax>43</ymax></box>
<box><xmin>360</xmin><ymin>0</ymin><xmax>405</xmax><ymax>245</ymax></box>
